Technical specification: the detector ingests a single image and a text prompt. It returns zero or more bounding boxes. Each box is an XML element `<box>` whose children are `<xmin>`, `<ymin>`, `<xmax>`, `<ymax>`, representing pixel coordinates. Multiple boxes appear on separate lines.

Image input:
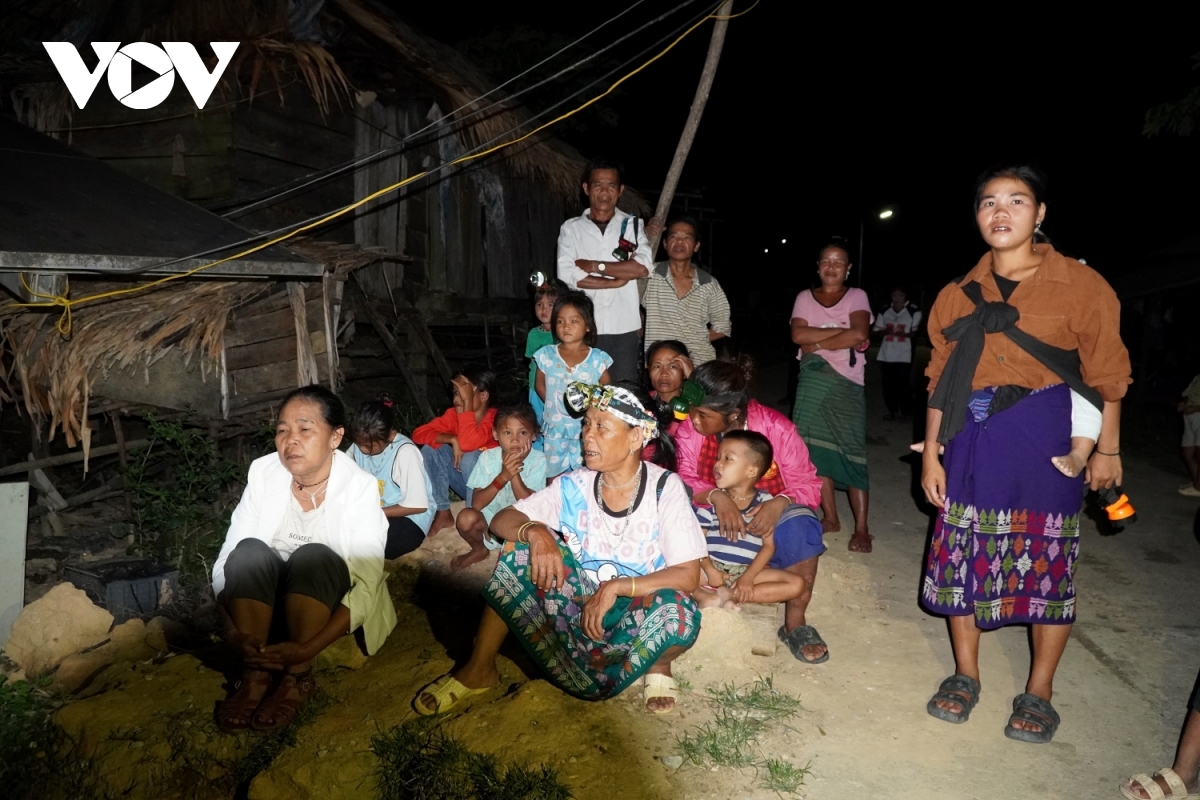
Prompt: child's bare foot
<box><xmin>720</xmin><ymin>599</ymin><xmax>742</xmax><ymax>612</ymax></box>
<box><xmin>429</xmin><ymin>509</ymin><xmax>455</xmax><ymax>536</ymax></box>
<box><xmin>1051</xmin><ymin>452</ymin><xmax>1087</xmax><ymax>478</ymax></box>
<box><xmin>694</xmin><ymin>587</ymin><xmax>723</xmax><ymax>609</ymax></box>
<box><xmin>449</xmin><ymin>546</ymin><xmax>490</xmax><ymax>571</ymax></box>
<box><xmin>821</xmin><ymin>516</ymin><xmax>841</xmax><ymax>534</ymax></box>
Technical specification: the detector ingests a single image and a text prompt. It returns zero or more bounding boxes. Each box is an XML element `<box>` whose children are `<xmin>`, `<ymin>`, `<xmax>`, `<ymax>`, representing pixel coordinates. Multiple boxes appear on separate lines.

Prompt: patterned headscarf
<box><xmin>564</xmin><ymin>382</ymin><xmax>659</xmax><ymax>444</ymax></box>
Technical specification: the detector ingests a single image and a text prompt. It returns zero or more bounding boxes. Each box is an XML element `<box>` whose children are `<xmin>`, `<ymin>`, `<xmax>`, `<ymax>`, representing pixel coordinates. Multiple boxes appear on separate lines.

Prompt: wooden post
<box><xmin>111</xmin><ymin>411</ymin><xmax>133</xmax><ymax>517</ymax></box>
<box><xmin>351</xmin><ymin>277</ymin><xmax>436</xmax><ymax>419</ymax></box>
<box><xmin>648</xmin><ymin>0</ymin><xmax>736</xmax><ymax>256</ymax></box>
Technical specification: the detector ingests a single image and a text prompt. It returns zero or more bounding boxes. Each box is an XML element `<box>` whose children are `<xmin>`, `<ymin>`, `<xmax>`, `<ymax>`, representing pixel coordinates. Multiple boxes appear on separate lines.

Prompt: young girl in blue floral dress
<box><xmin>533</xmin><ymin>291</ymin><xmax>611</xmax><ymax>476</ymax></box>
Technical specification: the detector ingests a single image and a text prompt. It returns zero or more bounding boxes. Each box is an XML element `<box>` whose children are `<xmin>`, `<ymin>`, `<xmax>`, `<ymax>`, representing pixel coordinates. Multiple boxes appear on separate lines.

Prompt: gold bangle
<box><xmin>516</xmin><ymin>520</ymin><xmax>544</xmax><ymax>544</ymax></box>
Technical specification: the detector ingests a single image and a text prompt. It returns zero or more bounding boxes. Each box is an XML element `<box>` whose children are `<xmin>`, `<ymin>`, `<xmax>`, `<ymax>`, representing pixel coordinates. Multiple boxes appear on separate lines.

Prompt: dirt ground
<box><xmin>45</xmin><ymin>358</ymin><xmax>1200</xmax><ymax>800</ymax></box>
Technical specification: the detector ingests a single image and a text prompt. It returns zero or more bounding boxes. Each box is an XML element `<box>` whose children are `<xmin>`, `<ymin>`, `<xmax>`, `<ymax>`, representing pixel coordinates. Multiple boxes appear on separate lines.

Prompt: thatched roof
<box><xmin>0</xmin><ymin>238</ymin><xmax>381</xmax><ymax>442</ymax></box>
<box><xmin>0</xmin><ymin>0</ymin><xmax>613</xmax><ymax>204</ymax></box>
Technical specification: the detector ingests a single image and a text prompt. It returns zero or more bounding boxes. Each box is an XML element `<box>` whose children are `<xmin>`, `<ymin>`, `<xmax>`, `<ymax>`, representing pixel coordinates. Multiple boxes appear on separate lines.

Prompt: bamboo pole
<box><xmin>0</xmin><ymin>440</ymin><xmax>152</xmax><ymax>477</ymax></box>
<box><xmin>648</xmin><ymin>0</ymin><xmax>735</xmax><ymax>256</ymax></box>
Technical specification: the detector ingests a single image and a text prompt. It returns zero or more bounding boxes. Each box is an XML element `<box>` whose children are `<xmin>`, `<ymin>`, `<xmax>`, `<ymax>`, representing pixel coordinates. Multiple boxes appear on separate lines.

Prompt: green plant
<box><xmin>758</xmin><ymin>758</ymin><xmax>811</xmax><ymax>797</ymax></box>
<box><xmin>0</xmin><ymin>675</ymin><xmax>91</xmax><ymax>796</ymax></box>
<box><xmin>675</xmin><ymin>677</ymin><xmax>809</xmax><ymax>795</ymax></box>
<box><xmin>706</xmin><ymin>676</ymin><xmax>801</xmax><ymax>724</ymax></box>
<box><xmin>372</xmin><ymin>719</ymin><xmax>571</xmax><ymax>800</ymax></box>
<box><xmin>123</xmin><ymin>413</ymin><xmax>240</xmax><ymax>586</ymax></box>
<box><xmin>677</xmin><ymin>711</ymin><xmax>762</xmax><ymax>769</ymax></box>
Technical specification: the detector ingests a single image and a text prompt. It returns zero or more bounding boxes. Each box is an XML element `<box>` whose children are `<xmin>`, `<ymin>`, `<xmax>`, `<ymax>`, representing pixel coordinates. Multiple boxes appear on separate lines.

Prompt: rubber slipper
<box><xmin>1003</xmin><ymin>692</ymin><xmax>1060</xmax><ymax>743</ymax></box>
<box><xmin>413</xmin><ymin>674</ymin><xmax>493</xmax><ymax>716</ymax></box>
<box><xmin>926</xmin><ymin>673</ymin><xmax>981</xmax><ymax>724</ymax></box>
<box><xmin>777</xmin><ymin>624</ymin><xmax>829</xmax><ymax>664</ymax></box>
<box><xmin>643</xmin><ymin>673</ymin><xmax>679</xmax><ymax>714</ymax></box>
<box><xmin>1120</xmin><ymin>767</ymin><xmax>1198</xmax><ymax>799</ymax></box>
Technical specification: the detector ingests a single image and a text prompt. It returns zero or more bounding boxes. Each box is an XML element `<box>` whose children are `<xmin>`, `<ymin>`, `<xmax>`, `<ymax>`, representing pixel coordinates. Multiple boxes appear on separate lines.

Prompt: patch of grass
<box><xmin>677</xmin><ymin>710</ymin><xmax>762</xmax><ymax>769</ymax></box>
<box><xmin>706</xmin><ymin>676</ymin><xmax>801</xmax><ymax>724</ymax></box>
<box><xmin>674</xmin><ymin>676</ymin><xmax>809</xmax><ymax>795</ymax></box>
<box><xmin>758</xmin><ymin>758</ymin><xmax>811</xmax><ymax>796</ymax></box>
<box><xmin>372</xmin><ymin>718</ymin><xmax>572</xmax><ymax>800</ymax></box>
<box><xmin>0</xmin><ymin>675</ymin><xmax>93</xmax><ymax>797</ymax></box>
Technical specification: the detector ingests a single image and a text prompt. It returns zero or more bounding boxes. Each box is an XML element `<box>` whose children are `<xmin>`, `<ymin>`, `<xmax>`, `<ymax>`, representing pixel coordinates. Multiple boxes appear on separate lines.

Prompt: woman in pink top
<box><xmin>675</xmin><ymin>357</ymin><xmax>830</xmax><ymax>663</ymax></box>
<box><xmin>790</xmin><ymin>238</ymin><xmax>874</xmax><ymax>553</ymax></box>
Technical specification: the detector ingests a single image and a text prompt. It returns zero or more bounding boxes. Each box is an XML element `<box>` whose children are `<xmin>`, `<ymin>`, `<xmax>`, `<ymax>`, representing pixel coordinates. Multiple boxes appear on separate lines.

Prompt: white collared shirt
<box><xmin>556</xmin><ymin>208</ymin><xmax>653</xmax><ymax>335</ymax></box>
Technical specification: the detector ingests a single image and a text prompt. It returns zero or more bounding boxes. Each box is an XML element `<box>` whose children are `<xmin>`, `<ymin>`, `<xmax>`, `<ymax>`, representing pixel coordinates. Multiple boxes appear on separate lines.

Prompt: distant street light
<box><xmin>859</xmin><ymin>207</ymin><xmax>895</xmax><ymax>286</ymax></box>
<box><xmin>781</xmin><ymin>238</ymin><xmax>787</xmax><ymax>244</ymax></box>
<box><xmin>764</xmin><ymin>248</ymin><xmax>769</xmax><ymax>254</ymax></box>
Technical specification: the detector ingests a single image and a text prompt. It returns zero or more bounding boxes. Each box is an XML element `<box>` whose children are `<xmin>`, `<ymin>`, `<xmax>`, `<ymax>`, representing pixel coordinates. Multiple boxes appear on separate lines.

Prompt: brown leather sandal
<box><xmin>216</xmin><ymin>669</ymin><xmax>274</xmax><ymax>733</ymax></box>
<box><xmin>251</xmin><ymin>670</ymin><xmax>316</xmax><ymax>731</ymax></box>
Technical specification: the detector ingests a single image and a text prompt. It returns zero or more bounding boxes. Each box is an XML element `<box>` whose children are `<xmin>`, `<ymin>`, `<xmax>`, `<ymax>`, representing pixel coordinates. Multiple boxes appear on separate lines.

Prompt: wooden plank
<box><xmin>225</xmin><ymin>296</ymin><xmax>325</xmax><ymax>347</ymax></box>
<box><xmin>351</xmin><ymin>277</ymin><xmax>435</xmax><ymax>419</ymax></box>
<box><xmin>0</xmin><ymin>441</ymin><xmax>152</xmax><ymax>477</ymax></box>
<box><xmin>225</xmin><ymin>330</ymin><xmax>326</xmax><ymax>371</ymax></box>
<box><xmin>288</xmin><ymin>283</ymin><xmax>320</xmax><ymax>386</ymax></box>
<box><xmin>231</xmin><ymin>357</ymin><xmax>330</xmax><ymax>397</ymax></box>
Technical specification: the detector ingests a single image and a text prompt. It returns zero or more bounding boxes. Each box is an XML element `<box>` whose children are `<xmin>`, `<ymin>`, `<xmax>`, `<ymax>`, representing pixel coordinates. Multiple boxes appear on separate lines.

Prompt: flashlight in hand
<box><xmin>1096</xmin><ymin>486</ymin><xmax>1136</xmax><ymax>533</ymax></box>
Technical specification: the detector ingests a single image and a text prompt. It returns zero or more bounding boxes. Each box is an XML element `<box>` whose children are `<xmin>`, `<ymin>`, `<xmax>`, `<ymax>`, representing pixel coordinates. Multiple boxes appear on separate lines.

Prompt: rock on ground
<box><xmin>4</xmin><ymin>582</ymin><xmax>113</xmax><ymax>675</ymax></box>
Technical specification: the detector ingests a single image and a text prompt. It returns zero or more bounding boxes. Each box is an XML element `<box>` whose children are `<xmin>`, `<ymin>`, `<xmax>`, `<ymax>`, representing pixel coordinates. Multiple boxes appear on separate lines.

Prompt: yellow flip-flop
<box><xmin>413</xmin><ymin>674</ymin><xmax>493</xmax><ymax>716</ymax></box>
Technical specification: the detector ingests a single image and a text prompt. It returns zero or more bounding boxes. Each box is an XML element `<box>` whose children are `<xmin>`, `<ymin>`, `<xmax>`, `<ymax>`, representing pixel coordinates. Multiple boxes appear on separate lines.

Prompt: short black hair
<box><xmin>280</xmin><ymin>384</ymin><xmax>345</xmax><ymax>429</ymax></box>
<box><xmin>818</xmin><ymin>235</ymin><xmax>854</xmax><ymax>263</ymax></box>
<box><xmin>552</xmin><ymin>291</ymin><xmax>598</xmax><ymax>347</ymax></box>
<box><xmin>722</xmin><ymin>430</ymin><xmax>773</xmax><ymax>482</ymax></box>
<box><xmin>582</xmin><ymin>156</ymin><xmax>624</xmax><ymax>186</ymax></box>
<box><xmin>691</xmin><ymin>355</ymin><xmax>755</xmax><ymax>417</ymax></box>
<box><xmin>645</xmin><ymin>339</ymin><xmax>691</xmax><ymax>366</ymax></box>
<box><xmin>349</xmin><ymin>393</ymin><xmax>396</xmax><ymax>444</ymax></box>
<box><xmin>664</xmin><ymin>215</ymin><xmax>700</xmax><ymax>239</ymax></box>
<box><xmin>973</xmin><ymin>163</ymin><xmax>1048</xmax><ymax>212</ymax></box>
<box><xmin>611</xmin><ymin>379</ymin><xmax>677</xmax><ymax>472</ymax></box>
<box><xmin>494</xmin><ymin>404</ymin><xmax>540</xmax><ymax>437</ymax></box>
<box><xmin>456</xmin><ymin>366</ymin><xmax>497</xmax><ymax>408</ymax></box>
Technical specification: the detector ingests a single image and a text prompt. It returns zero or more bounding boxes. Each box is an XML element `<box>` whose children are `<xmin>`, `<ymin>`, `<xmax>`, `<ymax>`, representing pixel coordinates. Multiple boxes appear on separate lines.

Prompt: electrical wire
<box><xmin>109</xmin><ymin>0</ymin><xmax>718</xmax><ymax>277</ymax></box>
<box><xmin>11</xmin><ymin>0</ymin><xmax>757</xmax><ymax>334</ymax></box>
<box><xmin>221</xmin><ymin>0</ymin><xmax>696</xmax><ymax>220</ymax></box>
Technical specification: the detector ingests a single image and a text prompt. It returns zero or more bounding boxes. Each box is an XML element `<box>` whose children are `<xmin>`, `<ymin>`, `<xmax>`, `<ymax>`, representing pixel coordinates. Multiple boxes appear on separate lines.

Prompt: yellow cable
<box><xmin>8</xmin><ymin>1</ymin><xmax>757</xmax><ymax>336</ymax></box>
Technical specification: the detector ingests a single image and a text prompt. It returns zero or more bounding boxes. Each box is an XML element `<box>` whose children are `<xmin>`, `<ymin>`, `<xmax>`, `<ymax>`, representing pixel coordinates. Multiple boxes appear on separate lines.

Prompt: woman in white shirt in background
<box><xmin>211</xmin><ymin>385</ymin><xmax>394</xmax><ymax>733</ymax></box>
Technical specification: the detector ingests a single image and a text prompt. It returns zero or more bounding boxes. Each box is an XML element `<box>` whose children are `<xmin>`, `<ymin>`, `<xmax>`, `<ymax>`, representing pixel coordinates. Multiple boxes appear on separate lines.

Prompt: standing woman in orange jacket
<box><xmin>920</xmin><ymin>165</ymin><xmax>1131</xmax><ymax>745</ymax></box>
<box><xmin>411</xmin><ymin>367</ymin><xmax>500</xmax><ymax>534</ymax></box>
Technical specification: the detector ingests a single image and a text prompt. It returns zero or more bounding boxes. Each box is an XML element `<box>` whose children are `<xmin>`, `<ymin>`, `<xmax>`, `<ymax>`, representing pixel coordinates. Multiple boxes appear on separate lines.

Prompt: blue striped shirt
<box><xmin>695</xmin><ymin>490</ymin><xmax>772</xmax><ymax>566</ymax></box>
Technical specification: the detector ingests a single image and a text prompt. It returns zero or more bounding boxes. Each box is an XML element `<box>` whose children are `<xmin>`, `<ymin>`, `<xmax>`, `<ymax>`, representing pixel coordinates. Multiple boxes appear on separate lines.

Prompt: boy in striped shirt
<box><xmin>694</xmin><ymin>431</ymin><xmax>810</xmax><ymax>611</ymax></box>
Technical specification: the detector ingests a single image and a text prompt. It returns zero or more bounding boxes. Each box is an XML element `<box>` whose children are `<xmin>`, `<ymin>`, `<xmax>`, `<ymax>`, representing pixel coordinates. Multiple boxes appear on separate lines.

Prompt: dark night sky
<box><xmin>400</xmin><ymin>3</ymin><xmax>1200</xmax><ymax>335</ymax></box>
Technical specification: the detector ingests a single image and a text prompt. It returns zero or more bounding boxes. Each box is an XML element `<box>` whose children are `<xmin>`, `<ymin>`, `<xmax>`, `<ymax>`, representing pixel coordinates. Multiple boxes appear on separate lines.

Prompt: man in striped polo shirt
<box><xmin>641</xmin><ymin>217</ymin><xmax>731</xmax><ymax>365</ymax></box>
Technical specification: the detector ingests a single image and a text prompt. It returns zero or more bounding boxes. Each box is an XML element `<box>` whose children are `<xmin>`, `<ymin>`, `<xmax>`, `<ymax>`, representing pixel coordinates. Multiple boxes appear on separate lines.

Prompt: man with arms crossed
<box><xmin>557</xmin><ymin>157</ymin><xmax>654</xmax><ymax>383</ymax></box>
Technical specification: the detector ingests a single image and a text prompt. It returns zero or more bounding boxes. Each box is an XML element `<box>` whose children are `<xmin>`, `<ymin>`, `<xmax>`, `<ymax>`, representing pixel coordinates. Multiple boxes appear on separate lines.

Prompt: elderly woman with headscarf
<box><xmin>414</xmin><ymin>380</ymin><xmax>705</xmax><ymax>715</ymax></box>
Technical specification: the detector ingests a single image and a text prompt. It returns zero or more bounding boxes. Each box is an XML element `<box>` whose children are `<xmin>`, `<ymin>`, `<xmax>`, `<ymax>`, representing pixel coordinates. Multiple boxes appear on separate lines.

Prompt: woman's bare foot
<box><xmin>821</xmin><ymin>516</ymin><xmax>841</xmax><ymax>534</ymax></box>
<box><xmin>429</xmin><ymin>509</ymin><xmax>455</xmax><ymax>536</ymax></box>
<box><xmin>450</xmin><ymin>546</ymin><xmax>490</xmax><ymax>572</ymax></box>
<box><xmin>1051</xmin><ymin>452</ymin><xmax>1088</xmax><ymax>478</ymax></box>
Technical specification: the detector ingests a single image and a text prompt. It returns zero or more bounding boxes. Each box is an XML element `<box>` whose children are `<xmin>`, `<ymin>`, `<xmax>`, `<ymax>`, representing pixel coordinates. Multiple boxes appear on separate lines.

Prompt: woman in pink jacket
<box><xmin>675</xmin><ymin>357</ymin><xmax>830</xmax><ymax>663</ymax></box>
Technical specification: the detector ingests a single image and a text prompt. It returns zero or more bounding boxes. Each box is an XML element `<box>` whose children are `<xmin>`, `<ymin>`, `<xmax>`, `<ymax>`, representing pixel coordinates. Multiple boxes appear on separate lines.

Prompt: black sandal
<box><xmin>777</xmin><ymin>625</ymin><xmax>830</xmax><ymax>664</ymax></box>
<box><xmin>926</xmin><ymin>674</ymin><xmax>981</xmax><ymax>724</ymax></box>
<box><xmin>1004</xmin><ymin>692</ymin><xmax>1060</xmax><ymax>743</ymax></box>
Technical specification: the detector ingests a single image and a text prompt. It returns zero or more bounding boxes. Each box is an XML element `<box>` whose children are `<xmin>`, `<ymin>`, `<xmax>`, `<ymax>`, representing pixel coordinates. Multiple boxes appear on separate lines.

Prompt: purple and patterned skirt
<box><xmin>921</xmin><ymin>383</ymin><xmax>1084</xmax><ymax>629</ymax></box>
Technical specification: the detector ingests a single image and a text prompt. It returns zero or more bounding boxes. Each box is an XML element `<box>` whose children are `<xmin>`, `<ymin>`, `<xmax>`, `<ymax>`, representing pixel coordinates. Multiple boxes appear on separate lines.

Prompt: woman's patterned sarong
<box><xmin>483</xmin><ymin>541</ymin><xmax>701</xmax><ymax>700</ymax></box>
<box><xmin>921</xmin><ymin>383</ymin><xmax>1084</xmax><ymax>628</ymax></box>
<box><xmin>792</xmin><ymin>356</ymin><xmax>869</xmax><ymax>490</ymax></box>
